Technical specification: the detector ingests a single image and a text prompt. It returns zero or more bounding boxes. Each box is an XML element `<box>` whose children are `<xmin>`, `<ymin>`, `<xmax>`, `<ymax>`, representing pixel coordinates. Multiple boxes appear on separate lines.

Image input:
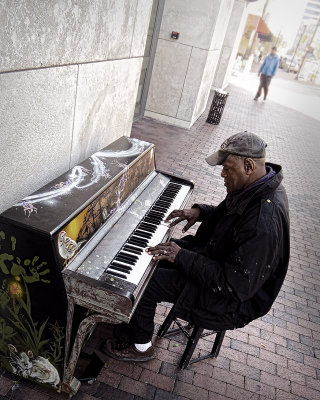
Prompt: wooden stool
<box><xmin>157</xmin><ymin>305</ymin><xmax>226</xmax><ymax>369</ymax></box>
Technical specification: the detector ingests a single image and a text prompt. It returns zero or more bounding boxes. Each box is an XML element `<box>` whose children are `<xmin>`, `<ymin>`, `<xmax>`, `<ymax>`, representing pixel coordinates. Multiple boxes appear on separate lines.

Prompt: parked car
<box><xmin>279</xmin><ymin>56</ymin><xmax>300</xmax><ymax>73</ymax></box>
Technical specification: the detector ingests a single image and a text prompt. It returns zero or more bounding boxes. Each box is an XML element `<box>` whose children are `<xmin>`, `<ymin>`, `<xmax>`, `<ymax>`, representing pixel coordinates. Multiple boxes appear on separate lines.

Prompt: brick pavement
<box><xmin>1</xmin><ymin>83</ymin><xmax>319</xmax><ymax>400</ymax></box>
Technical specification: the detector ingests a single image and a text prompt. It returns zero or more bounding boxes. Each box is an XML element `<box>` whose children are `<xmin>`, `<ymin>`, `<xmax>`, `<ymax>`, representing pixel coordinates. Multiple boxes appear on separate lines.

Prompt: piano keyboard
<box><xmin>106</xmin><ymin>182</ymin><xmax>189</xmax><ymax>284</ymax></box>
<box><xmin>71</xmin><ymin>173</ymin><xmax>191</xmax><ymax>285</ymax></box>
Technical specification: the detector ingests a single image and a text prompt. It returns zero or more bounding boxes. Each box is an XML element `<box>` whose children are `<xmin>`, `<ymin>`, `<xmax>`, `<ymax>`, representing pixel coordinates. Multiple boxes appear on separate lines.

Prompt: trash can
<box><xmin>206</xmin><ymin>89</ymin><xmax>229</xmax><ymax>125</ymax></box>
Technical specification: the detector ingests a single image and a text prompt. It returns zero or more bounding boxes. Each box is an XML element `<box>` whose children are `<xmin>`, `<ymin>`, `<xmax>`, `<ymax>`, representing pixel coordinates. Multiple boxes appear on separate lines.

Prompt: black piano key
<box><xmin>116</xmin><ymin>254</ymin><xmax>138</xmax><ymax>264</ymax></box>
<box><xmin>128</xmin><ymin>238</ymin><xmax>148</xmax><ymax>247</ymax></box>
<box><xmin>139</xmin><ymin>223</ymin><xmax>157</xmax><ymax>233</ymax></box>
<box><xmin>123</xmin><ymin>245</ymin><xmax>143</xmax><ymax>254</ymax></box>
<box><xmin>163</xmin><ymin>186</ymin><xmax>178</xmax><ymax>192</ymax></box>
<box><xmin>155</xmin><ymin>199</ymin><xmax>171</xmax><ymax>205</ymax></box>
<box><xmin>131</xmin><ymin>235</ymin><xmax>149</xmax><ymax>246</ymax></box>
<box><xmin>106</xmin><ymin>270</ymin><xmax>127</xmax><ymax>279</ymax></box>
<box><xmin>152</xmin><ymin>205</ymin><xmax>167</xmax><ymax>212</ymax></box>
<box><xmin>160</xmin><ymin>195</ymin><xmax>176</xmax><ymax>202</ymax></box>
<box><xmin>115</xmin><ymin>255</ymin><xmax>135</xmax><ymax>265</ymax></box>
<box><xmin>111</xmin><ymin>261</ymin><xmax>132</xmax><ymax>271</ymax></box>
<box><xmin>163</xmin><ymin>189</ymin><xmax>178</xmax><ymax>195</ymax></box>
<box><xmin>135</xmin><ymin>229</ymin><xmax>152</xmax><ymax>239</ymax></box>
<box><xmin>119</xmin><ymin>250</ymin><xmax>139</xmax><ymax>260</ymax></box>
<box><xmin>154</xmin><ymin>201</ymin><xmax>170</xmax><ymax>209</ymax></box>
<box><xmin>109</xmin><ymin>263</ymin><xmax>132</xmax><ymax>273</ymax></box>
<box><xmin>146</xmin><ymin>215</ymin><xmax>162</xmax><ymax>223</ymax></box>
<box><xmin>148</xmin><ymin>210</ymin><xmax>165</xmax><ymax>217</ymax></box>
<box><xmin>131</xmin><ymin>234</ymin><xmax>149</xmax><ymax>243</ymax></box>
<box><xmin>144</xmin><ymin>216</ymin><xmax>161</xmax><ymax>225</ymax></box>
<box><xmin>118</xmin><ymin>254</ymin><xmax>138</xmax><ymax>263</ymax></box>
<box><xmin>168</xmin><ymin>183</ymin><xmax>181</xmax><ymax>189</ymax></box>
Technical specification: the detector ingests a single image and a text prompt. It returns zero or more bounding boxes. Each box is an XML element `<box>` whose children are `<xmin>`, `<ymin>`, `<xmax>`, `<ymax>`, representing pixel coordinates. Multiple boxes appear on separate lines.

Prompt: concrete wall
<box><xmin>0</xmin><ymin>0</ymin><xmax>152</xmax><ymax>213</ymax></box>
<box><xmin>145</xmin><ymin>0</ymin><xmax>234</xmax><ymax>128</ymax></box>
<box><xmin>212</xmin><ymin>0</ymin><xmax>247</xmax><ymax>89</ymax></box>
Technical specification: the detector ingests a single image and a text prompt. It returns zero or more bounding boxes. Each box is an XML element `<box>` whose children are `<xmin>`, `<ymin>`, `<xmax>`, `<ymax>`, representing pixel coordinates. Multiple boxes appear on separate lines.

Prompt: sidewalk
<box><xmin>1</xmin><ymin>83</ymin><xmax>320</xmax><ymax>400</ymax></box>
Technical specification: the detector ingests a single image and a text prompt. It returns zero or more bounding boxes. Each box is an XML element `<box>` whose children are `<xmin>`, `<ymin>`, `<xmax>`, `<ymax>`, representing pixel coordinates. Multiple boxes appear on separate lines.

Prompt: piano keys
<box><xmin>0</xmin><ymin>136</ymin><xmax>193</xmax><ymax>395</ymax></box>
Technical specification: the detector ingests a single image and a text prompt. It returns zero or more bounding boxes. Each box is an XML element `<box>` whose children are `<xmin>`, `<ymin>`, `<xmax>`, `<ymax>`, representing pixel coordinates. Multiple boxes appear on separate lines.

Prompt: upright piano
<box><xmin>0</xmin><ymin>136</ymin><xmax>193</xmax><ymax>394</ymax></box>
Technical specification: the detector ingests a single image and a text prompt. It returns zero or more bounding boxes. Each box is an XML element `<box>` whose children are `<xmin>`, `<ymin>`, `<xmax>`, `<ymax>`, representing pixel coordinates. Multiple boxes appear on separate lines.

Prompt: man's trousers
<box><xmin>114</xmin><ymin>263</ymin><xmax>187</xmax><ymax>344</ymax></box>
<box><xmin>256</xmin><ymin>74</ymin><xmax>272</xmax><ymax>99</ymax></box>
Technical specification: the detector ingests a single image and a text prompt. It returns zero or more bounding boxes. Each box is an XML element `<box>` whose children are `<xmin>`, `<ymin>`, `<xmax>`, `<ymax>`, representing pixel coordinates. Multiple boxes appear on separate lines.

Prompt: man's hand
<box><xmin>146</xmin><ymin>242</ymin><xmax>181</xmax><ymax>263</ymax></box>
<box><xmin>165</xmin><ymin>208</ymin><xmax>200</xmax><ymax>233</ymax></box>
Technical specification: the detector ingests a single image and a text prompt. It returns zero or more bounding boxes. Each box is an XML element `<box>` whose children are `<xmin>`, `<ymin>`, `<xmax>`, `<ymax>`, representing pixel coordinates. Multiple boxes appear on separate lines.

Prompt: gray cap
<box><xmin>205</xmin><ymin>131</ymin><xmax>267</xmax><ymax>166</ymax></box>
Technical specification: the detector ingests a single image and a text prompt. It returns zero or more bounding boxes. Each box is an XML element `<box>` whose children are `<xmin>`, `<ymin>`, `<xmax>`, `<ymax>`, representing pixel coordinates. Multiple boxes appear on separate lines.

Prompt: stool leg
<box><xmin>210</xmin><ymin>330</ymin><xmax>226</xmax><ymax>357</ymax></box>
<box><xmin>179</xmin><ymin>327</ymin><xmax>203</xmax><ymax>369</ymax></box>
<box><xmin>157</xmin><ymin>308</ymin><xmax>175</xmax><ymax>338</ymax></box>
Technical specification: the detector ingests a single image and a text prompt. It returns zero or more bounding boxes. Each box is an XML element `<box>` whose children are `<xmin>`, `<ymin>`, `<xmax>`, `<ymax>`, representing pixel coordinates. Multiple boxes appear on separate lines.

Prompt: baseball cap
<box><xmin>205</xmin><ymin>131</ymin><xmax>267</xmax><ymax>166</ymax></box>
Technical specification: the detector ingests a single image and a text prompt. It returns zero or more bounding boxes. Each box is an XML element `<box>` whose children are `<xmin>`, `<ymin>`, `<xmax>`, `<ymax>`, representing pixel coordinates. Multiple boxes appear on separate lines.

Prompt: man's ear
<box><xmin>244</xmin><ymin>158</ymin><xmax>255</xmax><ymax>175</ymax></box>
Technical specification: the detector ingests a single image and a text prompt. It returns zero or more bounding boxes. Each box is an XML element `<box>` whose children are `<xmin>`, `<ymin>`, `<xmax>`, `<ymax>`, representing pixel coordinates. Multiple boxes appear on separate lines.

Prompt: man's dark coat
<box><xmin>173</xmin><ymin>163</ymin><xmax>290</xmax><ymax>331</ymax></box>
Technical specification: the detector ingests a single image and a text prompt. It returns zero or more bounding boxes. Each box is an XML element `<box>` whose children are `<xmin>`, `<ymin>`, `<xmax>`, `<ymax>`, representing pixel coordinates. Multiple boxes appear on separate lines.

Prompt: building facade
<box><xmin>0</xmin><ymin>0</ymin><xmax>245</xmax><ymax>213</ymax></box>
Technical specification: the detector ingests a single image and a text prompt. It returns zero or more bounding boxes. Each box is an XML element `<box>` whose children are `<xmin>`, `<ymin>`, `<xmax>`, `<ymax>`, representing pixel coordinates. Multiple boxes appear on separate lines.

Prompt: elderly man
<box><xmin>102</xmin><ymin>131</ymin><xmax>290</xmax><ymax>361</ymax></box>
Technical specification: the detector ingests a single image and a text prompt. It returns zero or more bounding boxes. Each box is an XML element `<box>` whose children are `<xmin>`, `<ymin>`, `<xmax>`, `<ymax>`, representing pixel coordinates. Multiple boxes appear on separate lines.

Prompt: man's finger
<box><xmin>164</xmin><ymin>209</ymin><xmax>181</xmax><ymax>222</ymax></box>
<box><xmin>182</xmin><ymin>221</ymin><xmax>193</xmax><ymax>233</ymax></box>
<box><xmin>168</xmin><ymin>216</ymin><xmax>184</xmax><ymax>228</ymax></box>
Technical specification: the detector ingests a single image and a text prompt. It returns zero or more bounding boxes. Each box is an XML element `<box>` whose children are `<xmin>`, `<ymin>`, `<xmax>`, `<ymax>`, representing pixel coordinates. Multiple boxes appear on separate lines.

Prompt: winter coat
<box><xmin>172</xmin><ymin>163</ymin><xmax>290</xmax><ymax>331</ymax></box>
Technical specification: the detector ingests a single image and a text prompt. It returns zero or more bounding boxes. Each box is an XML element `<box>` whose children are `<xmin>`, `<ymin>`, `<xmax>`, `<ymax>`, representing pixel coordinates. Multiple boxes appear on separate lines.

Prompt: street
<box><xmin>230</xmin><ymin>66</ymin><xmax>320</xmax><ymax>121</ymax></box>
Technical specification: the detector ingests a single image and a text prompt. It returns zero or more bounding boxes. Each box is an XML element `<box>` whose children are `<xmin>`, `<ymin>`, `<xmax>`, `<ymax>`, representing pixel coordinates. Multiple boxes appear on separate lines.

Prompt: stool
<box><xmin>157</xmin><ymin>305</ymin><xmax>226</xmax><ymax>369</ymax></box>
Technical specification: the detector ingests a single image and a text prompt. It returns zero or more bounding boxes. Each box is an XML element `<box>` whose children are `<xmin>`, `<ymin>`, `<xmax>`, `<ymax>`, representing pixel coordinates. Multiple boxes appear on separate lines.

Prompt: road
<box><xmin>229</xmin><ymin>68</ymin><xmax>320</xmax><ymax>121</ymax></box>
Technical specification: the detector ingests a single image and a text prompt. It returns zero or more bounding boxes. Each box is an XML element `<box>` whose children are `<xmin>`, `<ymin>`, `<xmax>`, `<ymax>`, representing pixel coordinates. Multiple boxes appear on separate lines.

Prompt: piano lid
<box><xmin>0</xmin><ymin>137</ymin><xmax>154</xmax><ymax>235</ymax></box>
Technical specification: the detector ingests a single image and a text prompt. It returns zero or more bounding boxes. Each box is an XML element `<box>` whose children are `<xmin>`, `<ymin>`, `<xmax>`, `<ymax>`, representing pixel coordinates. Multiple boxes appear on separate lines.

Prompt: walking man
<box><xmin>254</xmin><ymin>46</ymin><xmax>279</xmax><ymax>101</ymax></box>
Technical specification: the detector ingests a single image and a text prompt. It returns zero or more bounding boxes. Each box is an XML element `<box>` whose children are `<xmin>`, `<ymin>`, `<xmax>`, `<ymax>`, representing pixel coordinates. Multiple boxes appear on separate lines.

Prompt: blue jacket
<box><xmin>259</xmin><ymin>54</ymin><xmax>279</xmax><ymax>77</ymax></box>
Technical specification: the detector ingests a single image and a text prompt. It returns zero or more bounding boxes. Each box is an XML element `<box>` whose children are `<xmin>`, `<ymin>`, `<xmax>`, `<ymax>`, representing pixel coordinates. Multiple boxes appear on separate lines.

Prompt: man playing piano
<box><xmin>102</xmin><ymin>131</ymin><xmax>290</xmax><ymax>361</ymax></box>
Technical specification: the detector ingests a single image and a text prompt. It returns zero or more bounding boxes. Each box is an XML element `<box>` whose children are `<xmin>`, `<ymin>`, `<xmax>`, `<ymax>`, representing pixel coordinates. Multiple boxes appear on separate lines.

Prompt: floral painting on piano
<box><xmin>0</xmin><ymin>230</ymin><xmax>66</xmax><ymax>391</ymax></box>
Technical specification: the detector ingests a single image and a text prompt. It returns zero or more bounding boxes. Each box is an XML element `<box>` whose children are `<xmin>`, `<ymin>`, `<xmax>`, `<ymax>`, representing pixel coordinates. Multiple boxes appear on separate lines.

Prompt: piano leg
<box><xmin>62</xmin><ymin>303</ymin><xmax>127</xmax><ymax>396</ymax></box>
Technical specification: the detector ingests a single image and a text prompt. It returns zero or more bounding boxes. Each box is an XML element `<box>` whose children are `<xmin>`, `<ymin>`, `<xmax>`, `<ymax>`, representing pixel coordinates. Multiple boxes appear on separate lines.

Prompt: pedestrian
<box><xmin>258</xmin><ymin>51</ymin><xmax>263</xmax><ymax>62</ymax></box>
<box><xmin>102</xmin><ymin>131</ymin><xmax>290</xmax><ymax>362</ymax></box>
<box><xmin>254</xmin><ymin>46</ymin><xmax>279</xmax><ymax>101</ymax></box>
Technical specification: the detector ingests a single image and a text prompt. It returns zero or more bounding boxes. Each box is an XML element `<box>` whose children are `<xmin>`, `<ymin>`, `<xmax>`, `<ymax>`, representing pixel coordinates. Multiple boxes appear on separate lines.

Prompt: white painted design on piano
<box><xmin>14</xmin><ymin>138</ymin><xmax>150</xmax><ymax>208</ymax></box>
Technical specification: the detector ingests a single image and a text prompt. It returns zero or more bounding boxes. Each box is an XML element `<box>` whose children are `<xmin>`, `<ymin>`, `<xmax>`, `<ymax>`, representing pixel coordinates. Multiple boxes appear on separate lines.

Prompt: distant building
<box><xmin>292</xmin><ymin>1</ymin><xmax>320</xmax><ymax>55</ymax></box>
<box><xmin>292</xmin><ymin>1</ymin><xmax>320</xmax><ymax>82</ymax></box>
<box><xmin>302</xmin><ymin>0</ymin><xmax>320</xmax><ymax>23</ymax></box>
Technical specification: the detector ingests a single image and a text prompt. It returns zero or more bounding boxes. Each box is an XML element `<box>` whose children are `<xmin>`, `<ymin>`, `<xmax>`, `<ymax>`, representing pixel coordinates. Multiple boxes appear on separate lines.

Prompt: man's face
<box><xmin>221</xmin><ymin>155</ymin><xmax>249</xmax><ymax>194</ymax></box>
<box><xmin>271</xmin><ymin>48</ymin><xmax>276</xmax><ymax>56</ymax></box>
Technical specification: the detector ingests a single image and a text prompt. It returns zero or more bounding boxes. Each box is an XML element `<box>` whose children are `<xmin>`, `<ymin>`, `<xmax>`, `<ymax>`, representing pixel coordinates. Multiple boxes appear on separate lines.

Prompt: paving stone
<box><xmin>173</xmin><ymin>380</ymin><xmax>208</xmax><ymax>400</ymax></box>
<box><xmin>118</xmin><ymin>377</ymin><xmax>156</xmax><ymax>400</ymax></box>
<box><xmin>94</xmin><ymin>382</ymin><xmax>135</xmax><ymax>400</ymax></box>
<box><xmin>140</xmin><ymin>369</ymin><xmax>175</xmax><ymax>392</ymax></box>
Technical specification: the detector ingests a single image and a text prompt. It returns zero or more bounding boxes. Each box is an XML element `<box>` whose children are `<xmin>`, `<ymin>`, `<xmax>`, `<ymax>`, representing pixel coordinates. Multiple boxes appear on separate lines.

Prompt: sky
<box><xmin>248</xmin><ymin>0</ymin><xmax>308</xmax><ymax>50</ymax></box>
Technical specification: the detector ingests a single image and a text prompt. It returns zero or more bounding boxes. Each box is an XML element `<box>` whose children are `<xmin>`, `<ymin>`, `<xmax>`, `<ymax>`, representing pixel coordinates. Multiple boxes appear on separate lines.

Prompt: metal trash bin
<box><xmin>206</xmin><ymin>89</ymin><xmax>229</xmax><ymax>125</ymax></box>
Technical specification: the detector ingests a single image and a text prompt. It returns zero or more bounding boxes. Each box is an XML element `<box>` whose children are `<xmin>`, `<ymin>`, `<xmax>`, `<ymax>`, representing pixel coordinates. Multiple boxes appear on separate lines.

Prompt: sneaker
<box><xmin>101</xmin><ymin>339</ymin><xmax>155</xmax><ymax>362</ymax></box>
<box><xmin>253</xmin><ymin>96</ymin><xmax>259</xmax><ymax>101</ymax></box>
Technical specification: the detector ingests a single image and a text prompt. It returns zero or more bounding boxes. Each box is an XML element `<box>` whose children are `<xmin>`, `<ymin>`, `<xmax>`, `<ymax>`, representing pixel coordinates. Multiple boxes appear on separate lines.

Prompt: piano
<box><xmin>0</xmin><ymin>136</ymin><xmax>193</xmax><ymax>394</ymax></box>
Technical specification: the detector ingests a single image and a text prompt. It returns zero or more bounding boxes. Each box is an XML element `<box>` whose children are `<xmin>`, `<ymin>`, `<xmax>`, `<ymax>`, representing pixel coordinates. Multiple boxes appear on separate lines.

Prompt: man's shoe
<box><xmin>253</xmin><ymin>96</ymin><xmax>258</xmax><ymax>101</ymax></box>
<box><xmin>101</xmin><ymin>339</ymin><xmax>155</xmax><ymax>362</ymax></box>
<box><xmin>263</xmin><ymin>97</ymin><xmax>267</xmax><ymax>101</ymax></box>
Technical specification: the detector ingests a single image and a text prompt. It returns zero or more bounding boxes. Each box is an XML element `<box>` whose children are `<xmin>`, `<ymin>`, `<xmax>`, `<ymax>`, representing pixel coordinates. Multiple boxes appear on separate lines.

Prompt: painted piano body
<box><xmin>0</xmin><ymin>136</ymin><xmax>193</xmax><ymax>394</ymax></box>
